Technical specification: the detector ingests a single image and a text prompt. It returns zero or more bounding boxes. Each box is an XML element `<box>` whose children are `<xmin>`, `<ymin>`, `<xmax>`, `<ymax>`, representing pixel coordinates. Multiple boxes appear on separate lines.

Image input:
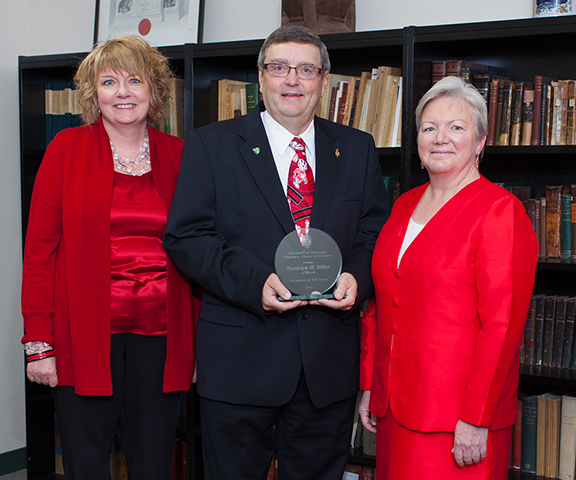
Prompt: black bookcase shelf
<box><xmin>19</xmin><ymin>15</ymin><xmax>576</xmax><ymax>479</ymax></box>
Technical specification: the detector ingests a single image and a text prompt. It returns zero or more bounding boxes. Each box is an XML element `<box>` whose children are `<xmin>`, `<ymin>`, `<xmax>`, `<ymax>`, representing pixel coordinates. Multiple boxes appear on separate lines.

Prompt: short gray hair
<box><xmin>257</xmin><ymin>24</ymin><xmax>331</xmax><ymax>72</ymax></box>
<box><xmin>415</xmin><ymin>76</ymin><xmax>488</xmax><ymax>141</ymax></box>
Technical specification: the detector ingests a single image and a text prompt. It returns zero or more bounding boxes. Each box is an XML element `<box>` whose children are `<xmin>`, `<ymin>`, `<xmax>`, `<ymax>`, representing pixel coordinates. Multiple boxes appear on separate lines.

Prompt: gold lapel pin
<box><xmin>335</xmin><ymin>148</ymin><xmax>340</xmax><ymax>158</ymax></box>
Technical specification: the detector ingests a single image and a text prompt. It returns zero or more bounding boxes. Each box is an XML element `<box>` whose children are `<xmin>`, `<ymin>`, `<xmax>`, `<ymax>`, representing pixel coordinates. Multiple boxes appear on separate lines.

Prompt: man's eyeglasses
<box><xmin>263</xmin><ymin>63</ymin><xmax>323</xmax><ymax>80</ymax></box>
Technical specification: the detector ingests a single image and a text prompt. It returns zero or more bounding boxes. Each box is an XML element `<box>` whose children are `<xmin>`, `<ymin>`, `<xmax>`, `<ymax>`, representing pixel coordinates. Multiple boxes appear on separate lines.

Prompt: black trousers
<box><xmin>53</xmin><ymin>334</ymin><xmax>180</xmax><ymax>480</ymax></box>
<box><xmin>200</xmin><ymin>371</ymin><xmax>356</xmax><ymax>480</ymax></box>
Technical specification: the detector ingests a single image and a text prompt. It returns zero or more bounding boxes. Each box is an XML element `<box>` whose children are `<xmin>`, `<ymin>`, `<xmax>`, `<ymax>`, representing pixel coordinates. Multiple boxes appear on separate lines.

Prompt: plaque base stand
<box><xmin>277</xmin><ymin>293</ymin><xmax>335</xmax><ymax>301</ymax></box>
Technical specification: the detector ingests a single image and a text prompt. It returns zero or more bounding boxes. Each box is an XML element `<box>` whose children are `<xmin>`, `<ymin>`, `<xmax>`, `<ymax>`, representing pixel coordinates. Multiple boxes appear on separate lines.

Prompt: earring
<box><xmin>420</xmin><ymin>162</ymin><xmax>424</xmax><ymax>170</ymax></box>
<box><xmin>475</xmin><ymin>155</ymin><xmax>480</xmax><ymax>169</ymax></box>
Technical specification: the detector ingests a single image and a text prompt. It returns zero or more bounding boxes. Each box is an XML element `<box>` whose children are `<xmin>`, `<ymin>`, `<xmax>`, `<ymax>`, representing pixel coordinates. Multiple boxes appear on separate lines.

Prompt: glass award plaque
<box><xmin>275</xmin><ymin>228</ymin><xmax>342</xmax><ymax>301</ymax></box>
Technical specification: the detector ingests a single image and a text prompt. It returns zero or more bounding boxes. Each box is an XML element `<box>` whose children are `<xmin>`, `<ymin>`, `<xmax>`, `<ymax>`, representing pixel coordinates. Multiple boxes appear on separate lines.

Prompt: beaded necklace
<box><xmin>109</xmin><ymin>127</ymin><xmax>151</xmax><ymax>176</ymax></box>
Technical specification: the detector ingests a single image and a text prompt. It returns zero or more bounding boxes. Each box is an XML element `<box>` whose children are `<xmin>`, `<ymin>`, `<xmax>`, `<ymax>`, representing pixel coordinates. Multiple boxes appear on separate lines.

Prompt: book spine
<box><xmin>486</xmin><ymin>79</ymin><xmax>500</xmax><ymax>146</ymax></box>
<box><xmin>445</xmin><ymin>60</ymin><xmax>462</xmax><ymax>77</ymax></box>
<box><xmin>552</xmin><ymin>298</ymin><xmax>567</xmax><ymax>368</ymax></box>
<box><xmin>532</xmin><ymin>76</ymin><xmax>544</xmax><ymax>145</ymax></box>
<box><xmin>521</xmin><ymin>396</ymin><xmax>537</xmax><ymax>474</ymax></box>
<box><xmin>562</xmin><ymin>298</ymin><xmax>576</xmax><ymax>369</ymax></box>
<box><xmin>540</xmin><ymin>197</ymin><xmax>547</xmax><ymax>257</ymax></box>
<box><xmin>572</xmin><ymin>185</ymin><xmax>576</xmax><ymax>259</ymax></box>
<box><xmin>510</xmin><ymin>81</ymin><xmax>524</xmax><ymax>146</ymax></box>
<box><xmin>542</xmin><ymin>297</ymin><xmax>556</xmax><ymax>367</ymax></box>
<box><xmin>546</xmin><ymin>186</ymin><xmax>562</xmax><ymax>258</ymax></box>
<box><xmin>472</xmin><ymin>73</ymin><xmax>490</xmax><ymax>103</ymax></box>
<box><xmin>521</xmin><ymin>89</ymin><xmax>534</xmax><ymax>146</ymax></box>
<box><xmin>432</xmin><ymin>60</ymin><xmax>446</xmax><ymax>84</ymax></box>
<box><xmin>534</xmin><ymin>295</ymin><xmax>546</xmax><ymax>366</ymax></box>
<box><xmin>498</xmin><ymin>81</ymin><xmax>513</xmax><ymax>146</ymax></box>
<box><xmin>559</xmin><ymin>396</ymin><xmax>576</xmax><ymax>480</ymax></box>
<box><xmin>566</xmin><ymin>80</ymin><xmax>575</xmax><ymax>145</ymax></box>
<box><xmin>544</xmin><ymin>84</ymin><xmax>553</xmax><ymax>145</ymax></box>
<box><xmin>336</xmin><ymin>82</ymin><xmax>349</xmax><ymax>124</ymax></box>
<box><xmin>523</xmin><ymin>296</ymin><xmax>536</xmax><ymax>366</ymax></box>
<box><xmin>513</xmin><ymin>400</ymin><xmax>523</xmax><ymax>470</ymax></box>
<box><xmin>562</xmin><ymin>187</ymin><xmax>572</xmax><ymax>259</ymax></box>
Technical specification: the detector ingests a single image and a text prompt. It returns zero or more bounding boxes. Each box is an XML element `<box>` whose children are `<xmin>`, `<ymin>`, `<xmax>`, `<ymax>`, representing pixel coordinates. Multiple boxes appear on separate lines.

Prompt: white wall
<box><xmin>0</xmin><ymin>0</ymin><xmax>95</xmax><ymax>459</ymax></box>
<box><xmin>202</xmin><ymin>0</ymin><xmax>534</xmax><ymax>43</ymax></box>
<box><xmin>0</xmin><ymin>0</ymin><xmax>535</xmax><ymax>460</ymax></box>
<box><xmin>356</xmin><ymin>0</ymin><xmax>533</xmax><ymax>33</ymax></box>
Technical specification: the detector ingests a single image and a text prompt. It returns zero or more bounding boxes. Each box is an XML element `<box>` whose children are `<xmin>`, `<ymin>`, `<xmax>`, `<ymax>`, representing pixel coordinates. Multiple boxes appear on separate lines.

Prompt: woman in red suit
<box><xmin>21</xmin><ymin>36</ymin><xmax>198</xmax><ymax>480</ymax></box>
<box><xmin>359</xmin><ymin>76</ymin><xmax>538</xmax><ymax>479</ymax></box>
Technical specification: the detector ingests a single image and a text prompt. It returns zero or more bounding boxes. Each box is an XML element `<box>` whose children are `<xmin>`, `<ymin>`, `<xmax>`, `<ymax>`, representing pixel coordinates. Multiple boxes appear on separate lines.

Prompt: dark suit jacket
<box><xmin>164</xmin><ymin>103</ymin><xmax>388</xmax><ymax>408</ymax></box>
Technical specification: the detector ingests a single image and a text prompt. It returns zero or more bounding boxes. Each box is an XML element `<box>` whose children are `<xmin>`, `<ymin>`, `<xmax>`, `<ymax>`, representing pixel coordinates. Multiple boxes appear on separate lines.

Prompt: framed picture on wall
<box><xmin>94</xmin><ymin>0</ymin><xmax>204</xmax><ymax>46</ymax></box>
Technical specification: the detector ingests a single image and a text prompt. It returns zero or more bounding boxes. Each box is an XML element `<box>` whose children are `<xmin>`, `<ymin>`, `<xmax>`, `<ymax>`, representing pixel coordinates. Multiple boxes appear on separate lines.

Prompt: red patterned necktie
<box><xmin>287</xmin><ymin>137</ymin><xmax>314</xmax><ymax>246</ymax></box>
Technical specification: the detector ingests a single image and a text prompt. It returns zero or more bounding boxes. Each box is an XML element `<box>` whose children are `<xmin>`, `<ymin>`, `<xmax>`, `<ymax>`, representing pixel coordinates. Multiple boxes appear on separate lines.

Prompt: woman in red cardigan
<box><xmin>21</xmin><ymin>36</ymin><xmax>198</xmax><ymax>480</ymax></box>
<box><xmin>359</xmin><ymin>76</ymin><xmax>538</xmax><ymax>479</ymax></box>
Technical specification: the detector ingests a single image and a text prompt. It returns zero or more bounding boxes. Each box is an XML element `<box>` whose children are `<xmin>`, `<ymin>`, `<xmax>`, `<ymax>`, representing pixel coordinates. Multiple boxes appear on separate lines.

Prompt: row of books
<box><xmin>217</xmin><ymin>65</ymin><xmax>403</xmax><ymax>149</ymax></box>
<box><xmin>523</xmin><ymin>185</ymin><xmax>576</xmax><ymax>260</ymax></box>
<box><xmin>516</xmin><ymin>391</ymin><xmax>576</xmax><ymax>479</ymax></box>
<box><xmin>343</xmin><ymin>463</ymin><xmax>375</xmax><ymax>479</ymax></box>
<box><xmin>315</xmin><ymin>66</ymin><xmax>402</xmax><ymax>148</ymax></box>
<box><xmin>44</xmin><ymin>82</ymin><xmax>83</xmax><ymax>147</ymax></box>
<box><xmin>501</xmin><ymin>183</ymin><xmax>575</xmax><ymax>260</ymax></box>
<box><xmin>217</xmin><ymin>79</ymin><xmax>260</xmax><ymax>121</ymax></box>
<box><xmin>432</xmin><ymin>59</ymin><xmax>496</xmax><ymax>90</ymax></box>
<box><xmin>487</xmin><ymin>77</ymin><xmax>576</xmax><ymax>147</ymax></box>
<box><xmin>43</xmin><ymin>78</ymin><xmax>186</xmax><ymax>148</ymax></box>
<box><xmin>521</xmin><ymin>295</ymin><xmax>576</xmax><ymax>370</ymax></box>
<box><xmin>432</xmin><ymin>59</ymin><xmax>576</xmax><ymax>147</ymax></box>
<box><xmin>154</xmin><ymin>78</ymin><xmax>186</xmax><ymax>140</ymax></box>
<box><xmin>383</xmin><ymin>176</ymin><xmax>400</xmax><ymax>207</ymax></box>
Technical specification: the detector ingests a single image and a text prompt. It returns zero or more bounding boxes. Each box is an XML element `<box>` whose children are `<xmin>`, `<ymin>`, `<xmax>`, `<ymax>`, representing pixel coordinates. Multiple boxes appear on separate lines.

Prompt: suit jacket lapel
<box><xmin>311</xmin><ymin>119</ymin><xmax>340</xmax><ymax>229</ymax></box>
<box><xmin>239</xmin><ymin>104</ymin><xmax>295</xmax><ymax>234</ymax></box>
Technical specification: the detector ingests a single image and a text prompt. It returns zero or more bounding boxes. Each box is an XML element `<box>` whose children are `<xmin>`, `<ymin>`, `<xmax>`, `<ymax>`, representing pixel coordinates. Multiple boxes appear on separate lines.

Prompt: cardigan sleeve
<box><xmin>458</xmin><ymin>194</ymin><xmax>538</xmax><ymax>427</ymax></box>
<box><xmin>21</xmin><ymin>132</ymin><xmax>67</xmax><ymax>345</ymax></box>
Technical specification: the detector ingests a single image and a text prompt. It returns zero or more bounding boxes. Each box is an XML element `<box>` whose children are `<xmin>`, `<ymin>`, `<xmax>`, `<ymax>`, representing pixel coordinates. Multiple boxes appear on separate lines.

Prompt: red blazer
<box><xmin>21</xmin><ymin>120</ymin><xmax>199</xmax><ymax>395</ymax></box>
<box><xmin>360</xmin><ymin>176</ymin><xmax>538</xmax><ymax>432</ymax></box>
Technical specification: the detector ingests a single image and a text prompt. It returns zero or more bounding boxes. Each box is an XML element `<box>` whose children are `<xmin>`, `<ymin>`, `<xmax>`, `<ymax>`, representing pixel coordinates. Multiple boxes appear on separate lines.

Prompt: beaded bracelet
<box><xmin>26</xmin><ymin>350</ymin><xmax>55</xmax><ymax>363</ymax></box>
<box><xmin>24</xmin><ymin>341</ymin><xmax>52</xmax><ymax>356</ymax></box>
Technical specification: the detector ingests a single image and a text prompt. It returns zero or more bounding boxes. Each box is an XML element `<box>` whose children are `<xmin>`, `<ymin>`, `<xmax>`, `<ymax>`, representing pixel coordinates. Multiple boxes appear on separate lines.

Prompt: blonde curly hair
<box><xmin>74</xmin><ymin>36</ymin><xmax>174</xmax><ymax>125</ymax></box>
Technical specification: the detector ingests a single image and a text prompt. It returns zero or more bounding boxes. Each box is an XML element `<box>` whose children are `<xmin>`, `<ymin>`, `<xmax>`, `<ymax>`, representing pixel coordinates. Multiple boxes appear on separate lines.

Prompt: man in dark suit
<box><xmin>164</xmin><ymin>24</ymin><xmax>389</xmax><ymax>480</ymax></box>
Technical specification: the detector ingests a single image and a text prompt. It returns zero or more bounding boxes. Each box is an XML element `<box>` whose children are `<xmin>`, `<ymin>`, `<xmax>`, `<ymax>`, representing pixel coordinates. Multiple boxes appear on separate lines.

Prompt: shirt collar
<box><xmin>261</xmin><ymin>111</ymin><xmax>316</xmax><ymax>158</ymax></box>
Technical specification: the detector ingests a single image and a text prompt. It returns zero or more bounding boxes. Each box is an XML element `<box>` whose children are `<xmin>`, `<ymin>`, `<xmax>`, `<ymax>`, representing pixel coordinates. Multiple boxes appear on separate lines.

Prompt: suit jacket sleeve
<box><xmin>164</xmin><ymin>127</ymin><xmax>273</xmax><ymax>315</ymax></box>
<box><xmin>340</xmin><ymin>136</ymin><xmax>389</xmax><ymax>305</ymax></box>
<box><xmin>458</xmin><ymin>195</ymin><xmax>538</xmax><ymax>427</ymax></box>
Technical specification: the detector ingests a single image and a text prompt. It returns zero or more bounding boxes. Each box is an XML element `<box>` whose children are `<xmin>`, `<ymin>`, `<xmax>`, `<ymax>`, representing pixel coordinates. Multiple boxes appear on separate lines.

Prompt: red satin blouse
<box><xmin>110</xmin><ymin>172</ymin><xmax>168</xmax><ymax>335</ymax></box>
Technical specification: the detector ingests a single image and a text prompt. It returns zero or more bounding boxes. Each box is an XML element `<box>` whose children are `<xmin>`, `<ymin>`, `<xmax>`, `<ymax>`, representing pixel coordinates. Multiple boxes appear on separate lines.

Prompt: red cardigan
<box><xmin>22</xmin><ymin>120</ymin><xmax>198</xmax><ymax>395</ymax></box>
<box><xmin>360</xmin><ymin>177</ymin><xmax>538</xmax><ymax>432</ymax></box>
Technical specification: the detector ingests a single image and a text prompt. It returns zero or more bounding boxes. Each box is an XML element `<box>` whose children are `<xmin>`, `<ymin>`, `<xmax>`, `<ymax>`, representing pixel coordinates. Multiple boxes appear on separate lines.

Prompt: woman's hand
<box><xmin>359</xmin><ymin>390</ymin><xmax>377</xmax><ymax>434</ymax></box>
<box><xmin>452</xmin><ymin>419</ymin><xmax>488</xmax><ymax>467</ymax></box>
<box><xmin>26</xmin><ymin>357</ymin><xmax>58</xmax><ymax>388</ymax></box>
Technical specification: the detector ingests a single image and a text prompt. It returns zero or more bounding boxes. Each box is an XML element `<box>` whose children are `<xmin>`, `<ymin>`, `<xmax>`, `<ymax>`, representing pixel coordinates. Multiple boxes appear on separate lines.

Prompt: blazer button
<box><xmin>394</xmin><ymin>270</ymin><xmax>400</xmax><ymax>279</ymax></box>
<box><xmin>392</xmin><ymin>298</ymin><xmax>399</xmax><ymax>307</ymax></box>
<box><xmin>299</xmin><ymin>313</ymin><xmax>308</xmax><ymax>321</ymax></box>
<box><xmin>391</xmin><ymin>323</ymin><xmax>397</xmax><ymax>333</ymax></box>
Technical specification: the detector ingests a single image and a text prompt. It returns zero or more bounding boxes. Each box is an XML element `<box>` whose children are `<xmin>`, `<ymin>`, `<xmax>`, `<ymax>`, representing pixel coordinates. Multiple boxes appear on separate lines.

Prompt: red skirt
<box><xmin>376</xmin><ymin>408</ymin><xmax>512</xmax><ymax>480</ymax></box>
